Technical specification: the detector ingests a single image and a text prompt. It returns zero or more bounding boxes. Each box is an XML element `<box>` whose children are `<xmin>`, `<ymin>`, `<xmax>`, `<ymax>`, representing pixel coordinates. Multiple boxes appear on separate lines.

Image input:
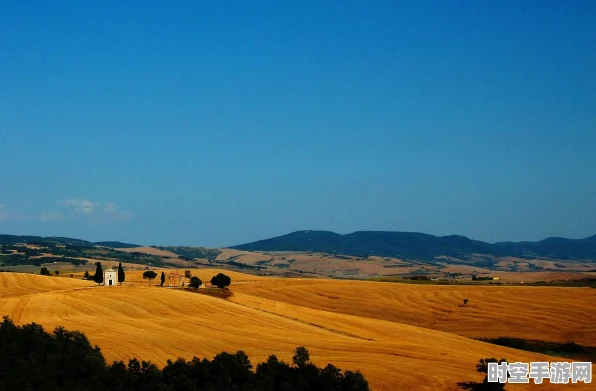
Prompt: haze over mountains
<box><xmin>0</xmin><ymin>235</ymin><xmax>140</xmax><ymax>249</ymax></box>
<box><xmin>2</xmin><ymin>230</ymin><xmax>595</xmax><ymax>262</ymax></box>
<box><xmin>231</xmin><ymin>230</ymin><xmax>596</xmax><ymax>261</ymax></box>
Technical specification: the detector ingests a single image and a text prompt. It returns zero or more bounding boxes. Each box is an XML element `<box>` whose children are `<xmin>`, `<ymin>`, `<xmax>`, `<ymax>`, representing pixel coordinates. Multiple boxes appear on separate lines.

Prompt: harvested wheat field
<box><xmin>232</xmin><ymin>278</ymin><xmax>596</xmax><ymax>346</ymax></box>
<box><xmin>0</xmin><ymin>271</ymin><xmax>593</xmax><ymax>390</ymax></box>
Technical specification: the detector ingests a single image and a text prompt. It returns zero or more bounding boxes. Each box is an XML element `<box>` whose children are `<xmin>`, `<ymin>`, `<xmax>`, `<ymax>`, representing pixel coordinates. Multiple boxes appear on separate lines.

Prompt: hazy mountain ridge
<box><xmin>94</xmin><ymin>241</ymin><xmax>141</xmax><ymax>248</ymax></box>
<box><xmin>2</xmin><ymin>231</ymin><xmax>595</xmax><ymax>263</ymax></box>
<box><xmin>231</xmin><ymin>230</ymin><xmax>596</xmax><ymax>261</ymax></box>
<box><xmin>0</xmin><ymin>234</ymin><xmax>138</xmax><ymax>249</ymax></box>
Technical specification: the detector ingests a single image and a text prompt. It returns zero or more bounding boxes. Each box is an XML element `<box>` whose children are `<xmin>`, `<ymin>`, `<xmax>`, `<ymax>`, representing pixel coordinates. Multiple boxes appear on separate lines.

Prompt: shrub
<box><xmin>211</xmin><ymin>273</ymin><xmax>231</xmax><ymax>289</ymax></box>
<box><xmin>0</xmin><ymin>318</ymin><xmax>370</xmax><ymax>390</ymax></box>
<box><xmin>189</xmin><ymin>276</ymin><xmax>202</xmax><ymax>290</ymax></box>
<box><xmin>142</xmin><ymin>271</ymin><xmax>157</xmax><ymax>285</ymax></box>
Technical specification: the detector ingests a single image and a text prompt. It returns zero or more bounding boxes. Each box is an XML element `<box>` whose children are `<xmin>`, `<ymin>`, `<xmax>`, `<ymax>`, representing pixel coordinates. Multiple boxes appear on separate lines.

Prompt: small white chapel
<box><xmin>104</xmin><ymin>267</ymin><xmax>117</xmax><ymax>286</ymax></box>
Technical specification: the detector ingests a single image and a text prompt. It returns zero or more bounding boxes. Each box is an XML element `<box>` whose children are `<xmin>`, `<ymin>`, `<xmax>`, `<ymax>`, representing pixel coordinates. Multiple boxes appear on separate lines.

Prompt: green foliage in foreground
<box><xmin>458</xmin><ymin>358</ymin><xmax>508</xmax><ymax>391</ymax></box>
<box><xmin>0</xmin><ymin>317</ymin><xmax>369</xmax><ymax>391</ymax></box>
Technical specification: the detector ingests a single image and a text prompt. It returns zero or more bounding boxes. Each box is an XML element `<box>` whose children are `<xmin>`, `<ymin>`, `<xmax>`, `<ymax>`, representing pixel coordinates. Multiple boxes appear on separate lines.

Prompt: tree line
<box><xmin>79</xmin><ymin>262</ymin><xmax>126</xmax><ymax>285</ymax></box>
<box><xmin>0</xmin><ymin>317</ymin><xmax>370</xmax><ymax>391</ymax></box>
<box><xmin>79</xmin><ymin>264</ymin><xmax>233</xmax><ymax>291</ymax></box>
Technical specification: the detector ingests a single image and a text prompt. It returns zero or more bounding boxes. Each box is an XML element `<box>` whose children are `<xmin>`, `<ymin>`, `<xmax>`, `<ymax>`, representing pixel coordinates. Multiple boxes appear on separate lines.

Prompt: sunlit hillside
<box><xmin>0</xmin><ymin>271</ymin><xmax>593</xmax><ymax>390</ymax></box>
<box><xmin>231</xmin><ymin>278</ymin><xmax>596</xmax><ymax>346</ymax></box>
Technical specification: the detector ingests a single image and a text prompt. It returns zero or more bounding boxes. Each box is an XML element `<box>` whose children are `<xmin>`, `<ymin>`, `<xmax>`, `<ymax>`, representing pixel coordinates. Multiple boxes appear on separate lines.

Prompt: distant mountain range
<box><xmin>231</xmin><ymin>231</ymin><xmax>596</xmax><ymax>261</ymax></box>
<box><xmin>2</xmin><ymin>231</ymin><xmax>595</xmax><ymax>262</ymax></box>
<box><xmin>0</xmin><ymin>235</ymin><xmax>140</xmax><ymax>249</ymax></box>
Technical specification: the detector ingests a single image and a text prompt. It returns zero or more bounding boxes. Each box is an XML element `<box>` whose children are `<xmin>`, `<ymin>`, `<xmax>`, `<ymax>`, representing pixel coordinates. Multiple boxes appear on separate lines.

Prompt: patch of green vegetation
<box><xmin>472</xmin><ymin>275</ymin><xmax>494</xmax><ymax>281</ymax></box>
<box><xmin>525</xmin><ymin>278</ymin><xmax>596</xmax><ymax>287</ymax></box>
<box><xmin>0</xmin><ymin>317</ymin><xmax>370</xmax><ymax>391</ymax></box>
<box><xmin>0</xmin><ymin>254</ymin><xmax>87</xmax><ymax>267</ymax></box>
<box><xmin>154</xmin><ymin>246</ymin><xmax>221</xmax><ymax>260</ymax></box>
<box><xmin>184</xmin><ymin>287</ymin><xmax>233</xmax><ymax>298</ymax></box>
<box><xmin>479</xmin><ymin>337</ymin><xmax>596</xmax><ymax>361</ymax></box>
<box><xmin>6</xmin><ymin>243</ymin><xmax>94</xmax><ymax>258</ymax></box>
<box><xmin>227</xmin><ymin>260</ymin><xmax>265</xmax><ymax>270</ymax></box>
<box><xmin>100</xmin><ymin>250</ymin><xmax>171</xmax><ymax>267</ymax></box>
<box><xmin>94</xmin><ymin>241</ymin><xmax>140</xmax><ymax>248</ymax></box>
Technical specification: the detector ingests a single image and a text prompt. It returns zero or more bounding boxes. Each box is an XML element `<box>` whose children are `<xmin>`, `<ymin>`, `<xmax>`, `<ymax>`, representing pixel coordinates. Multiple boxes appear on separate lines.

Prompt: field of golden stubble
<box><xmin>0</xmin><ymin>269</ymin><xmax>593</xmax><ymax>391</ymax></box>
<box><xmin>231</xmin><ymin>277</ymin><xmax>596</xmax><ymax>346</ymax></box>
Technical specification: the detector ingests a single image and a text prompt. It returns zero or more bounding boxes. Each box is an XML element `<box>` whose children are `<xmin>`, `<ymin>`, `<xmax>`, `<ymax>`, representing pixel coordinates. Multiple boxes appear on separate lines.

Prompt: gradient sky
<box><xmin>1</xmin><ymin>1</ymin><xmax>595</xmax><ymax>247</ymax></box>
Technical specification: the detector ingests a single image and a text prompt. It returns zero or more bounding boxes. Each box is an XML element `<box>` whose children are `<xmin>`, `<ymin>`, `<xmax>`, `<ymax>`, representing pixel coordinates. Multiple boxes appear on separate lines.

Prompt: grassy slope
<box><xmin>232</xmin><ymin>278</ymin><xmax>596</xmax><ymax>346</ymax></box>
<box><xmin>0</xmin><ymin>272</ymin><xmax>91</xmax><ymax>299</ymax></box>
<box><xmin>0</xmin><ymin>271</ymin><xmax>593</xmax><ymax>390</ymax></box>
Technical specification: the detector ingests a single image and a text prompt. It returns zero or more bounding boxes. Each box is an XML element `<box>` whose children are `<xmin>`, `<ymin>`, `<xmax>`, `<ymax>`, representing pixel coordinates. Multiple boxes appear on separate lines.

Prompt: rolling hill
<box><xmin>0</xmin><ymin>234</ymin><xmax>94</xmax><ymax>247</ymax></box>
<box><xmin>0</xmin><ymin>270</ymin><xmax>593</xmax><ymax>390</ymax></box>
<box><xmin>231</xmin><ymin>230</ymin><xmax>596</xmax><ymax>260</ymax></box>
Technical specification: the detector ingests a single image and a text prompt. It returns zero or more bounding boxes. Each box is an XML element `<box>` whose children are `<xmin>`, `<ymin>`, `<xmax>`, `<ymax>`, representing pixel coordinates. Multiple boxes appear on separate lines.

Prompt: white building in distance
<box><xmin>104</xmin><ymin>268</ymin><xmax>117</xmax><ymax>286</ymax></box>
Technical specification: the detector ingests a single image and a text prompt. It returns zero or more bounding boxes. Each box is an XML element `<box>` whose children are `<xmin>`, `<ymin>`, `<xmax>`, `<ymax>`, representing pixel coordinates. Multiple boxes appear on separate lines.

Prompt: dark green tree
<box><xmin>93</xmin><ymin>262</ymin><xmax>104</xmax><ymax>285</ymax></box>
<box><xmin>292</xmin><ymin>346</ymin><xmax>310</xmax><ymax>369</ymax></box>
<box><xmin>160</xmin><ymin>271</ymin><xmax>165</xmax><ymax>286</ymax></box>
<box><xmin>0</xmin><ymin>317</ymin><xmax>108</xmax><ymax>390</ymax></box>
<box><xmin>342</xmin><ymin>370</ymin><xmax>370</xmax><ymax>390</ymax></box>
<box><xmin>0</xmin><ymin>318</ymin><xmax>373</xmax><ymax>391</ymax></box>
<box><xmin>40</xmin><ymin>267</ymin><xmax>51</xmax><ymax>276</ymax></box>
<box><xmin>118</xmin><ymin>262</ymin><xmax>125</xmax><ymax>285</ymax></box>
<box><xmin>142</xmin><ymin>270</ymin><xmax>157</xmax><ymax>286</ymax></box>
<box><xmin>210</xmin><ymin>273</ymin><xmax>231</xmax><ymax>289</ymax></box>
<box><xmin>54</xmin><ymin>270</ymin><xmax>59</xmax><ymax>276</ymax></box>
<box><xmin>83</xmin><ymin>270</ymin><xmax>90</xmax><ymax>280</ymax></box>
<box><xmin>189</xmin><ymin>276</ymin><xmax>202</xmax><ymax>290</ymax></box>
<box><xmin>456</xmin><ymin>357</ymin><xmax>508</xmax><ymax>390</ymax></box>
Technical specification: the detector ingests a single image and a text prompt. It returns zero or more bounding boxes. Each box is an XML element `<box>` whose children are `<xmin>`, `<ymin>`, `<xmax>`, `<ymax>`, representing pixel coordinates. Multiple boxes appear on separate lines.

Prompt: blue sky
<box><xmin>1</xmin><ymin>1</ymin><xmax>594</xmax><ymax>246</ymax></box>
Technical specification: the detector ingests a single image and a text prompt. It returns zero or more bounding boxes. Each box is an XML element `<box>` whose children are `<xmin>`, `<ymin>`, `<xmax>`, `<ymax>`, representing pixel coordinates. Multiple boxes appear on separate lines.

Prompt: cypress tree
<box><xmin>83</xmin><ymin>270</ymin><xmax>89</xmax><ymax>280</ymax></box>
<box><xmin>117</xmin><ymin>262</ymin><xmax>125</xmax><ymax>285</ymax></box>
<box><xmin>160</xmin><ymin>271</ymin><xmax>165</xmax><ymax>286</ymax></box>
<box><xmin>93</xmin><ymin>262</ymin><xmax>104</xmax><ymax>285</ymax></box>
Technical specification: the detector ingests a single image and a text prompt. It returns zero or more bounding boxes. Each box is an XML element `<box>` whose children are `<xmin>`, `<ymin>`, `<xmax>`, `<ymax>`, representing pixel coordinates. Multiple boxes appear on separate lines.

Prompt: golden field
<box><xmin>0</xmin><ymin>269</ymin><xmax>594</xmax><ymax>390</ymax></box>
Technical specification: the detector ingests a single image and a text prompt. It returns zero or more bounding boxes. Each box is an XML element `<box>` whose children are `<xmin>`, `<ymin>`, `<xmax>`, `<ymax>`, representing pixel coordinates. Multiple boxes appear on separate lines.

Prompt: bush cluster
<box><xmin>0</xmin><ymin>317</ymin><xmax>369</xmax><ymax>391</ymax></box>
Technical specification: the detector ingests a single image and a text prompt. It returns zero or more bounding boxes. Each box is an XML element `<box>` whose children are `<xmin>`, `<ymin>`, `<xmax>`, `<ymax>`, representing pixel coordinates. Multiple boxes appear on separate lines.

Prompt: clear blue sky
<box><xmin>1</xmin><ymin>1</ymin><xmax>594</xmax><ymax>247</ymax></box>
